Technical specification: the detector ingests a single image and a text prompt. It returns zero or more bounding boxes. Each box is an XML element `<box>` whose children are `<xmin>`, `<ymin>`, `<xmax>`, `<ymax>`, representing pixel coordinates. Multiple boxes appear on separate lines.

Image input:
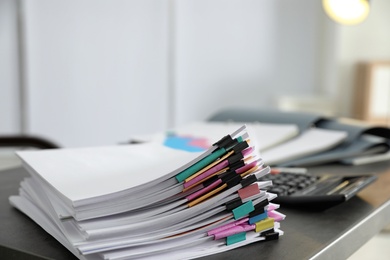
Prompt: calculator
<box><xmin>259</xmin><ymin>171</ymin><xmax>377</xmax><ymax>210</ymax></box>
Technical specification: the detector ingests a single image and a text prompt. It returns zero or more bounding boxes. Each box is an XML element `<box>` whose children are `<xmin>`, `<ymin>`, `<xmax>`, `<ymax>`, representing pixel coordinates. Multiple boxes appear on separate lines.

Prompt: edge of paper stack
<box><xmin>9</xmin><ymin>125</ymin><xmax>285</xmax><ymax>260</ymax></box>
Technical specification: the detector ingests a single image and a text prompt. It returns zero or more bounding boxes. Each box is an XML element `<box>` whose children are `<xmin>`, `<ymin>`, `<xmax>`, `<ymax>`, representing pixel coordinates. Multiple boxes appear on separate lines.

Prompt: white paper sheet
<box><xmin>17</xmin><ymin>143</ymin><xmax>208</xmax><ymax>205</ymax></box>
<box><xmin>262</xmin><ymin>128</ymin><xmax>347</xmax><ymax>165</ymax></box>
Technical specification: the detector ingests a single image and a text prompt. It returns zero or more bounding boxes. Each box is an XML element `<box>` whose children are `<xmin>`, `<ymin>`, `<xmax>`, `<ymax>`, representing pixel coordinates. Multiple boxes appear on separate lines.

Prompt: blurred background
<box><xmin>0</xmin><ymin>1</ymin><xmax>390</xmax><ymax>258</ymax></box>
<box><xmin>1</xmin><ymin>0</ymin><xmax>389</xmax><ymax>148</ymax></box>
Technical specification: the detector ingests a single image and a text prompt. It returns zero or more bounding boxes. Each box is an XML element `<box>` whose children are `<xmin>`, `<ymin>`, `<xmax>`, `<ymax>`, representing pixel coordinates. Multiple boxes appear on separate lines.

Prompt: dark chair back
<box><xmin>0</xmin><ymin>136</ymin><xmax>60</xmax><ymax>149</ymax></box>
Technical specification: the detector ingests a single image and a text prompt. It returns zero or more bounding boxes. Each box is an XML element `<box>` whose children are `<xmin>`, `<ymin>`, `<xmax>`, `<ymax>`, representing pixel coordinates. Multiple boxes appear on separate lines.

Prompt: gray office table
<box><xmin>1</xmin><ymin>162</ymin><xmax>390</xmax><ymax>260</ymax></box>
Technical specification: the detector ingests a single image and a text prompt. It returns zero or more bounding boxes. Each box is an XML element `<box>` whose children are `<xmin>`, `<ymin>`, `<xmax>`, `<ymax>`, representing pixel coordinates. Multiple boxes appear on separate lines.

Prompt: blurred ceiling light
<box><xmin>323</xmin><ymin>0</ymin><xmax>370</xmax><ymax>25</ymax></box>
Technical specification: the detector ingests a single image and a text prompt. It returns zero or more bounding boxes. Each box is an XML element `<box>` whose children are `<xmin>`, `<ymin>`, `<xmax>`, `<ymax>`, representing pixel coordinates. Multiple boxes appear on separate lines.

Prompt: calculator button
<box><xmin>287</xmin><ymin>188</ymin><xmax>296</xmax><ymax>195</ymax></box>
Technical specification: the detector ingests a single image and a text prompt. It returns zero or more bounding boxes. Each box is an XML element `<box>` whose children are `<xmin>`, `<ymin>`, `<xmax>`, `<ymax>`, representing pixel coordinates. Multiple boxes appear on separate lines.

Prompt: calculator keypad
<box><xmin>260</xmin><ymin>173</ymin><xmax>320</xmax><ymax>196</ymax></box>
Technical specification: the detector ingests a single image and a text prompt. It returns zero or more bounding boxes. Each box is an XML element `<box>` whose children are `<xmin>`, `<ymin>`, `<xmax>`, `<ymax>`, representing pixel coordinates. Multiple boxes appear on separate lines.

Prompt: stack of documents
<box><xmin>210</xmin><ymin>108</ymin><xmax>390</xmax><ymax>166</ymax></box>
<box><xmin>132</xmin><ymin>121</ymin><xmax>299</xmax><ymax>153</ymax></box>
<box><xmin>9</xmin><ymin>125</ymin><xmax>284</xmax><ymax>260</ymax></box>
<box><xmin>132</xmin><ymin>121</ymin><xmax>349</xmax><ymax>166</ymax></box>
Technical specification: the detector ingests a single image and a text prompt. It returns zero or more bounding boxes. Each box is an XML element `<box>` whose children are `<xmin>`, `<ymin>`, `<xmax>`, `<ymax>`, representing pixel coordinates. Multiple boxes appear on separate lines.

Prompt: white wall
<box><xmin>3</xmin><ymin>0</ymin><xmax>346</xmax><ymax>147</ymax></box>
<box><xmin>0</xmin><ymin>0</ymin><xmax>21</xmax><ymax>134</ymax></box>
<box><xmin>337</xmin><ymin>0</ymin><xmax>390</xmax><ymax>116</ymax></box>
<box><xmin>23</xmin><ymin>0</ymin><xmax>170</xmax><ymax>147</ymax></box>
<box><xmin>174</xmin><ymin>0</ymin><xmax>326</xmax><ymax>126</ymax></box>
